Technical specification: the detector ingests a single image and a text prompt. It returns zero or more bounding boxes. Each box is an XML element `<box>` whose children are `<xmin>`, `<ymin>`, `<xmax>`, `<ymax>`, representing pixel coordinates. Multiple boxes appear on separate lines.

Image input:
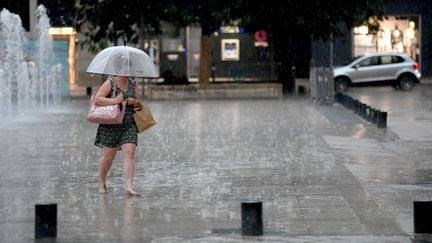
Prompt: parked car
<box><xmin>333</xmin><ymin>53</ymin><xmax>421</xmax><ymax>92</ymax></box>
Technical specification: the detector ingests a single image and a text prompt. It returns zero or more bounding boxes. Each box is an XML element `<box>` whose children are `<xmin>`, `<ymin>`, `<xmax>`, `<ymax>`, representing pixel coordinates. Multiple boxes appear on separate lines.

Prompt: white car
<box><xmin>333</xmin><ymin>53</ymin><xmax>421</xmax><ymax>92</ymax></box>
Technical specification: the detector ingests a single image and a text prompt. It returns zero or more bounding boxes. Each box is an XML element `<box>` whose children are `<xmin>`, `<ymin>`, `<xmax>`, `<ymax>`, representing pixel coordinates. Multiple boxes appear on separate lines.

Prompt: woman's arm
<box><xmin>126</xmin><ymin>81</ymin><xmax>142</xmax><ymax>107</ymax></box>
<box><xmin>94</xmin><ymin>80</ymin><xmax>123</xmax><ymax>105</ymax></box>
<box><xmin>135</xmin><ymin>82</ymin><xmax>142</xmax><ymax>101</ymax></box>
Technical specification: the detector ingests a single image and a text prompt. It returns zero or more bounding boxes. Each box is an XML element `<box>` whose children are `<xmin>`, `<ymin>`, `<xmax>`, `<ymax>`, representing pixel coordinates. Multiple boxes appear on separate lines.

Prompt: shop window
<box><xmin>353</xmin><ymin>16</ymin><xmax>420</xmax><ymax>63</ymax></box>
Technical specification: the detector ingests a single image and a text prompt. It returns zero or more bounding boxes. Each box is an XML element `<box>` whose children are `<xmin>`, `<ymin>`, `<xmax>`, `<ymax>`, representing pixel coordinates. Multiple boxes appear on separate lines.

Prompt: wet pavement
<box><xmin>1</xmin><ymin>84</ymin><xmax>432</xmax><ymax>242</ymax></box>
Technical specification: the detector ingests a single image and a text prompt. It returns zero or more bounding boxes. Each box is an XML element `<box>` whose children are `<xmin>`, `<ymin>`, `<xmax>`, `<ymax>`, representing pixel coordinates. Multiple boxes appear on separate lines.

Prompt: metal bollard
<box><xmin>344</xmin><ymin>95</ymin><xmax>350</xmax><ymax>108</ymax></box>
<box><xmin>365</xmin><ymin>106</ymin><xmax>371</xmax><ymax>121</ymax></box>
<box><xmin>360</xmin><ymin>104</ymin><xmax>367</xmax><ymax>118</ymax></box>
<box><xmin>371</xmin><ymin>109</ymin><xmax>381</xmax><ymax>124</ymax></box>
<box><xmin>347</xmin><ymin>97</ymin><xmax>353</xmax><ymax>110</ymax></box>
<box><xmin>369</xmin><ymin>109</ymin><xmax>374</xmax><ymax>123</ymax></box>
<box><xmin>358</xmin><ymin>102</ymin><xmax>364</xmax><ymax>115</ymax></box>
<box><xmin>377</xmin><ymin>111</ymin><xmax>387</xmax><ymax>128</ymax></box>
<box><xmin>353</xmin><ymin>100</ymin><xmax>359</xmax><ymax>113</ymax></box>
<box><xmin>414</xmin><ymin>201</ymin><xmax>432</xmax><ymax>234</ymax></box>
<box><xmin>86</xmin><ymin>87</ymin><xmax>92</xmax><ymax>96</ymax></box>
<box><xmin>35</xmin><ymin>204</ymin><xmax>57</xmax><ymax>239</ymax></box>
<box><xmin>335</xmin><ymin>93</ymin><xmax>341</xmax><ymax>103</ymax></box>
<box><xmin>341</xmin><ymin>94</ymin><xmax>347</xmax><ymax>106</ymax></box>
<box><xmin>347</xmin><ymin>96</ymin><xmax>354</xmax><ymax>110</ymax></box>
<box><xmin>241</xmin><ymin>202</ymin><xmax>263</xmax><ymax>236</ymax></box>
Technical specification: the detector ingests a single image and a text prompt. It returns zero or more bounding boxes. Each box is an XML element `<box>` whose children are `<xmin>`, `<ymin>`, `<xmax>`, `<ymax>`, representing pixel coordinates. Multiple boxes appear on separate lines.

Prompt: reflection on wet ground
<box><xmin>1</xmin><ymin>84</ymin><xmax>431</xmax><ymax>242</ymax></box>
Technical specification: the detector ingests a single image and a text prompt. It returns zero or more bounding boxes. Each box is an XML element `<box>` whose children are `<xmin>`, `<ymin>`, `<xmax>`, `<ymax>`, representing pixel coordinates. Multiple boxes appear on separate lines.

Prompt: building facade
<box><xmin>313</xmin><ymin>0</ymin><xmax>432</xmax><ymax>77</ymax></box>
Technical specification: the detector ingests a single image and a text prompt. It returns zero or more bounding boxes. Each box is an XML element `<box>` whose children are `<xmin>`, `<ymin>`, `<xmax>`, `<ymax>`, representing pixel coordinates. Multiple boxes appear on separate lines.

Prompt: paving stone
<box><xmin>1</xmin><ymin>84</ymin><xmax>432</xmax><ymax>241</ymax></box>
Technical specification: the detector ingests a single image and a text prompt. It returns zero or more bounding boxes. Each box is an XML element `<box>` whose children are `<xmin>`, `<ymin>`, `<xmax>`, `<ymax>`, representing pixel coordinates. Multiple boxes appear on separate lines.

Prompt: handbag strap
<box><xmin>89</xmin><ymin>77</ymin><xmax>117</xmax><ymax>105</ymax></box>
<box><xmin>108</xmin><ymin>76</ymin><xmax>117</xmax><ymax>98</ymax></box>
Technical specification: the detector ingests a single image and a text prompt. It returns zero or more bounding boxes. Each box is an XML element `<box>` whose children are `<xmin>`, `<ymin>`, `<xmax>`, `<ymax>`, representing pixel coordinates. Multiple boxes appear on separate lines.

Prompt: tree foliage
<box><xmin>239</xmin><ymin>0</ymin><xmax>385</xmax><ymax>91</ymax></box>
<box><xmin>164</xmin><ymin>0</ymin><xmax>242</xmax><ymax>35</ymax></box>
<box><xmin>163</xmin><ymin>0</ymin><xmax>242</xmax><ymax>84</ymax></box>
<box><xmin>74</xmin><ymin>0</ymin><xmax>385</xmax><ymax>86</ymax></box>
<box><xmin>75</xmin><ymin>0</ymin><xmax>167</xmax><ymax>53</ymax></box>
<box><xmin>240</xmin><ymin>0</ymin><xmax>385</xmax><ymax>40</ymax></box>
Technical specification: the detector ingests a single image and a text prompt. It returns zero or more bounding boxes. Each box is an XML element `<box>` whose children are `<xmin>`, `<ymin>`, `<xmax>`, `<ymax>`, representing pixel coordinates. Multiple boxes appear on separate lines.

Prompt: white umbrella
<box><xmin>86</xmin><ymin>46</ymin><xmax>159</xmax><ymax>78</ymax></box>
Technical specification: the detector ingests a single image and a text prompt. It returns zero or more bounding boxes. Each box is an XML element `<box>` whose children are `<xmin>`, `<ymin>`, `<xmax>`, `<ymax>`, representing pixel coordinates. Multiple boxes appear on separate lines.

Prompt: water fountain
<box><xmin>0</xmin><ymin>5</ymin><xmax>64</xmax><ymax>117</ymax></box>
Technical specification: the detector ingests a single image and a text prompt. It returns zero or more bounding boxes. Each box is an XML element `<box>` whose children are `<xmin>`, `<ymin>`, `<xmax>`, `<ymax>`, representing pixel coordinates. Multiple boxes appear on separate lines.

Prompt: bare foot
<box><xmin>99</xmin><ymin>184</ymin><xmax>107</xmax><ymax>194</ymax></box>
<box><xmin>126</xmin><ymin>189</ymin><xmax>140</xmax><ymax>197</ymax></box>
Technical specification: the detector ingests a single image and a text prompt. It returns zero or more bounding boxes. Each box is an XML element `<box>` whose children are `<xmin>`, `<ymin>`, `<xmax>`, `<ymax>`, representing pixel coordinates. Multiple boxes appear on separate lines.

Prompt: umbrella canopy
<box><xmin>86</xmin><ymin>46</ymin><xmax>159</xmax><ymax>78</ymax></box>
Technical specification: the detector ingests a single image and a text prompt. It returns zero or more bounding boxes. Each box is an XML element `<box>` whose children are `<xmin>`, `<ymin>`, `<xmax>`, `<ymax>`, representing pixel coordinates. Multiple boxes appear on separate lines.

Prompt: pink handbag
<box><xmin>87</xmin><ymin>79</ymin><xmax>126</xmax><ymax>124</ymax></box>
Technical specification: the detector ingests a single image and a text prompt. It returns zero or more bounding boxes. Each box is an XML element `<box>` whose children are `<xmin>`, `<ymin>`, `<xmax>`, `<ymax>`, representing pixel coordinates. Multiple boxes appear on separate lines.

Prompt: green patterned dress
<box><xmin>94</xmin><ymin>78</ymin><xmax>138</xmax><ymax>150</ymax></box>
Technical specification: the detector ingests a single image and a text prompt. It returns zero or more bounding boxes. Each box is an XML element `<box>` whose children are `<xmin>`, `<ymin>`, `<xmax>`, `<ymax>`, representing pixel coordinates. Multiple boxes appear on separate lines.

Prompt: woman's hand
<box><xmin>113</xmin><ymin>94</ymin><xmax>124</xmax><ymax>104</ymax></box>
<box><xmin>126</xmin><ymin>98</ymin><xmax>140</xmax><ymax>107</ymax></box>
<box><xmin>126</xmin><ymin>98</ymin><xmax>134</xmax><ymax>106</ymax></box>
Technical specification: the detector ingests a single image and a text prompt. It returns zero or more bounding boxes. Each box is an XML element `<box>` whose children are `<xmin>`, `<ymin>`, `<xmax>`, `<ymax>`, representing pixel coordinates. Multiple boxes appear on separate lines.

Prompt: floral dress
<box><xmin>94</xmin><ymin>78</ymin><xmax>138</xmax><ymax>150</ymax></box>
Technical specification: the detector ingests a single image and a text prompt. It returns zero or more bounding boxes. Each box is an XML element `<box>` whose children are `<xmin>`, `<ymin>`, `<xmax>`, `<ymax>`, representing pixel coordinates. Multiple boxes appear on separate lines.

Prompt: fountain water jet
<box><xmin>0</xmin><ymin>9</ymin><xmax>27</xmax><ymax>116</ymax></box>
<box><xmin>0</xmin><ymin>5</ymin><xmax>64</xmax><ymax>117</ymax></box>
<box><xmin>36</xmin><ymin>5</ymin><xmax>54</xmax><ymax>108</ymax></box>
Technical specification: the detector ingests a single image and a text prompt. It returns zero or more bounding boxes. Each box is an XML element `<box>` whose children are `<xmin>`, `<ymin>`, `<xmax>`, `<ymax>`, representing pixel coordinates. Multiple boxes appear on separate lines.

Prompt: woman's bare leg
<box><xmin>120</xmin><ymin>143</ymin><xmax>139</xmax><ymax>196</ymax></box>
<box><xmin>99</xmin><ymin>147</ymin><xmax>117</xmax><ymax>194</ymax></box>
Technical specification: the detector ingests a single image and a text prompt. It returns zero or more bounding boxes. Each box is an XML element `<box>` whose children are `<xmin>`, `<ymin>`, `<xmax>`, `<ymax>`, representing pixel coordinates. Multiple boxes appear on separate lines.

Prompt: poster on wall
<box><xmin>221</xmin><ymin>39</ymin><xmax>240</xmax><ymax>61</ymax></box>
<box><xmin>353</xmin><ymin>16</ymin><xmax>420</xmax><ymax>62</ymax></box>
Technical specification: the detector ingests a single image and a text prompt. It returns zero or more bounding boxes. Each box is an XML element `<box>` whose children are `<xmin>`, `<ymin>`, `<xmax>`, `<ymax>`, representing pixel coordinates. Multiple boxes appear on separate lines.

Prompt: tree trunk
<box><xmin>199</xmin><ymin>35</ymin><xmax>212</xmax><ymax>85</ymax></box>
<box><xmin>271</xmin><ymin>35</ymin><xmax>294</xmax><ymax>93</ymax></box>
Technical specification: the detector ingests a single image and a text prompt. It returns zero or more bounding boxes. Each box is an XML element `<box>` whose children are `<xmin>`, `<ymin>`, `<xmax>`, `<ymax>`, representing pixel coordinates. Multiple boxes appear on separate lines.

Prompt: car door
<box><xmin>348</xmin><ymin>56</ymin><xmax>383</xmax><ymax>83</ymax></box>
<box><xmin>379</xmin><ymin>55</ymin><xmax>401</xmax><ymax>80</ymax></box>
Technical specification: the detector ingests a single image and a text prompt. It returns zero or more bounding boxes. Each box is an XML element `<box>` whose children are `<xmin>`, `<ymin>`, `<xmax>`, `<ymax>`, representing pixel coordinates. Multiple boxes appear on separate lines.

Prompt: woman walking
<box><xmin>93</xmin><ymin>75</ymin><xmax>141</xmax><ymax>196</ymax></box>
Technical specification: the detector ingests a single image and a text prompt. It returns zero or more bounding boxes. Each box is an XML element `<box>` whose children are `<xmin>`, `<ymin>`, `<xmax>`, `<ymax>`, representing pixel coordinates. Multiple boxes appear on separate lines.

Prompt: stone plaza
<box><xmin>1</xmin><ymin>84</ymin><xmax>432</xmax><ymax>242</ymax></box>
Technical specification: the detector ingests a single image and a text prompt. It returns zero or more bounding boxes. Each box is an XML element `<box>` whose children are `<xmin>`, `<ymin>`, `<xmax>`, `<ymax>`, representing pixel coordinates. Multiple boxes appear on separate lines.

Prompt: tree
<box><xmin>75</xmin><ymin>0</ymin><xmax>242</xmax><ymax>85</ymax></box>
<box><xmin>75</xmin><ymin>0</ymin><xmax>384</xmax><ymax>89</ymax></box>
<box><xmin>240</xmin><ymin>0</ymin><xmax>385</xmax><ymax>92</ymax></box>
<box><xmin>75</xmin><ymin>0</ymin><xmax>166</xmax><ymax>53</ymax></box>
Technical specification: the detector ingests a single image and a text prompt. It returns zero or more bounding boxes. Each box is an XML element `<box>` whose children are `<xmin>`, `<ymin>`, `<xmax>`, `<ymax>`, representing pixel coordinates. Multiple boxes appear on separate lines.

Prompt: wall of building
<box><xmin>211</xmin><ymin>33</ymin><xmax>276</xmax><ymax>80</ymax></box>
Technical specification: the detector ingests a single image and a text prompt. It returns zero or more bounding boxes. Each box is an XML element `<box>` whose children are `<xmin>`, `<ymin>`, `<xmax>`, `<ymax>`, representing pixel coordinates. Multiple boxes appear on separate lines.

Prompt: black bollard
<box><xmin>35</xmin><ymin>204</ymin><xmax>57</xmax><ymax>239</ymax></box>
<box><xmin>370</xmin><ymin>108</ymin><xmax>377</xmax><ymax>122</ymax></box>
<box><xmin>347</xmin><ymin>97</ymin><xmax>353</xmax><ymax>110</ymax></box>
<box><xmin>241</xmin><ymin>202</ymin><xmax>263</xmax><ymax>236</ymax></box>
<box><xmin>365</xmin><ymin>106</ymin><xmax>371</xmax><ymax>121</ymax></box>
<box><xmin>353</xmin><ymin>100</ymin><xmax>359</xmax><ymax>113</ymax></box>
<box><xmin>369</xmin><ymin>109</ymin><xmax>375</xmax><ymax>123</ymax></box>
<box><xmin>340</xmin><ymin>94</ymin><xmax>345</xmax><ymax>106</ymax></box>
<box><xmin>86</xmin><ymin>87</ymin><xmax>92</xmax><ymax>96</ymax></box>
<box><xmin>344</xmin><ymin>95</ymin><xmax>350</xmax><ymax>108</ymax></box>
<box><xmin>377</xmin><ymin>111</ymin><xmax>387</xmax><ymax>128</ymax></box>
<box><xmin>358</xmin><ymin>102</ymin><xmax>364</xmax><ymax>115</ymax></box>
<box><xmin>361</xmin><ymin>104</ymin><xmax>367</xmax><ymax>118</ymax></box>
<box><xmin>414</xmin><ymin>201</ymin><xmax>432</xmax><ymax>234</ymax></box>
<box><xmin>372</xmin><ymin>109</ymin><xmax>379</xmax><ymax>124</ymax></box>
<box><xmin>335</xmin><ymin>93</ymin><xmax>341</xmax><ymax>103</ymax></box>
<box><xmin>357</xmin><ymin>102</ymin><xmax>363</xmax><ymax>115</ymax></box>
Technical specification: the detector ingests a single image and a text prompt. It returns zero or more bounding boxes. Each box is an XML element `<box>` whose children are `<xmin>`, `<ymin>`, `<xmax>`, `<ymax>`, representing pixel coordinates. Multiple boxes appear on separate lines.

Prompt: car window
<box><xmin>381</xmin><ymin>56</ymin><xmax>392</xmax><ymax>64</ymax></box>
<box><xmin>342</xmin><ymin>56</ymin><xmax>363</xmax><ymax>66</ymax></box>
<box><xmin>357</xmin><ymin>56</ymin><xmax>380</xmax><ymax>67</ymax></box>
<box><xmin>391</xmin><ymin>55</ymin><xmax>405</xmax><ymax>63</ymax></box>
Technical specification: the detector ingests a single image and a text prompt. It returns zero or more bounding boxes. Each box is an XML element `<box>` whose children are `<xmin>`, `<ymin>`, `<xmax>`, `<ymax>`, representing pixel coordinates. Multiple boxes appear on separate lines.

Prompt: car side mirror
<box><xmin>352</xmin><ymin>64</ymin><xmax>359</xmax><ymax>69</ymax></box>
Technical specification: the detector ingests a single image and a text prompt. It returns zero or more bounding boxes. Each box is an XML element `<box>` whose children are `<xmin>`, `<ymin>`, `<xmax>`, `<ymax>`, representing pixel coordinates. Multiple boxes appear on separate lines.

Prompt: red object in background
<box><xmin>255</xmin><ymin>30</ymin><xmax>267</xmax><ymax>42</ymax></box>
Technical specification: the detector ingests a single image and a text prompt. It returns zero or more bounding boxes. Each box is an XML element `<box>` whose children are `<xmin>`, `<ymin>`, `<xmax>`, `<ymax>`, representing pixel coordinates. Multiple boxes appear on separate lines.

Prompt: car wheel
<box><xmin>398</xmin><ymin>75</ymin><xmax>416</xmax><ymax>91</ymax></box>
<box><xmin>335</xmin><ymin>77</ymin><xmax>349</xmax><ymax>93</ymax></box>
